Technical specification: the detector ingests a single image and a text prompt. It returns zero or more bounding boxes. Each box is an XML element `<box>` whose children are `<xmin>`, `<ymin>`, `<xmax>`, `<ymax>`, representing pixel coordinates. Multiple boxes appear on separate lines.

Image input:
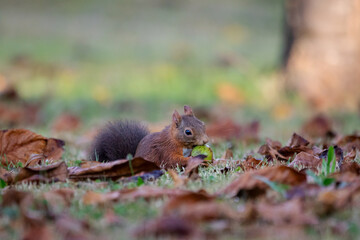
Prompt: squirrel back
<box><xmin>89</xmin><ymin>120</ymin><xmax>149</xmax><ymax>162</ymax></box>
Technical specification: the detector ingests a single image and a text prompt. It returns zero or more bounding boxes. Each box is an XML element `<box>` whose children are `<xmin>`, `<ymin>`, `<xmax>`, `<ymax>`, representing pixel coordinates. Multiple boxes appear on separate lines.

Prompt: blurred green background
<box><xmin>0</xmin><ymin>0</ymin><xmax>284</xmax><ymax>114</ymax></box>
<box><xmin>6</xmin><ymin>0</ymin><xmax>355</xmax><ymax>140</ymax></box>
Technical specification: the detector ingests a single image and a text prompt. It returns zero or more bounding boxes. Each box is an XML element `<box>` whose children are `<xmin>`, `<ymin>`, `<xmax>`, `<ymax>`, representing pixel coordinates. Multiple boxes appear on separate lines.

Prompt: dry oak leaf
<box><xmin>133</xmin><ymin>216</ymin><xmax>198</xmax><ymax>239</ymax></box>
<box><xmin>206</xmin><ymin>119</ymin><xmax>259</xmax><ymax>143</ymax></box>
<box><xmin>316</xmin><ymin>182</ymin><xmax>360</xmax><ymax>215</ymax></box>
<box><xmin>218</xmin><ymin>165</ymin><xmax>306</xmax><ymax>198</ymax></box>
<box><xmin>0</xmin><ymin>129</ymin><xmax>65</xmax><ymax>166</ymax></box>
<box><xmin>68</xmin><ymin>157</ymin><xmax>160</xmax><ymax>181</ymax></box>
<box><xmin>83</xmin><ymin>186</ymin><xmax>191</xmax><ymax>205</ymax></box>
<box><xmin>13</xmin><ymin>161</ymin><xmax>68</xmax><ymax>184</ymax></box>
<box><xmin>239</xmin><ymin>155</ymin><xmax>266</xmax><ymax>172</ymax></box>
<box><xmin>288</xmin><ymin>152</ymin><xmax>322</xmax><ymax>170</ymax></box>
<box><xmin>301</xmin><ymin>114</ymin><xmax>335</xmax><ymax>139</ymax></box>
<box><xmin>256</xmin><ymin>198</ymin><xmax>318</xmax><ymax>226</ymax></box>
<box><xmin>336</xmin><ymin>134</ymin><xmax>360</xmax><ymax>152</ymax></box>
<box><xmin>258</xmin><ymin>133</ymin><xmax>313</xmax><ymax>161</ymax></box>
<box><xmin>42</xmin><ymin>188</ymin><xmax>75</xmax><ymax>207</ymax></box>
<box><xmin>162</xmin><ymin>190</ymin><xmax>241</xmax><ymax>223</ymax></box>
<box><xmin>52</xmin><ymin>113</ymin><xmax>81</xmax><ymax>132</ymax></box>
<box><xmin>82</xmin><ymin>191</ymin><xmax>120</xmax><ymax>205</ymax></box>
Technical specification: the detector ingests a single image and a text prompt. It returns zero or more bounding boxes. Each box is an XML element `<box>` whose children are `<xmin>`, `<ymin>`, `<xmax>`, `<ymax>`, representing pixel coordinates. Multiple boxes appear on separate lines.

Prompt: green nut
<box><xmin>191</xmin><ymin>145</ymin><xmax>213</xmax><ymax>162</ymax></box>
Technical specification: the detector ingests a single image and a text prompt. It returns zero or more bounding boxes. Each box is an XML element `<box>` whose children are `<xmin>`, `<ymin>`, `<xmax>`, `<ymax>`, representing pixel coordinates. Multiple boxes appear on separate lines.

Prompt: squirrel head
<box><xmin>171</xmin><ymin>105</ymin><xmax>209</xmax><ymax>148</ymax></box>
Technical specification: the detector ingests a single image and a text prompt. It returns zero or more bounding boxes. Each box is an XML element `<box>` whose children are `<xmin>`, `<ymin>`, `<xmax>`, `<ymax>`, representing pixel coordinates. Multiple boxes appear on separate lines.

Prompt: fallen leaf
<box><xmin>316</xmin><ymin>182</ymin><xmax>360</xmax><ymax>215</ymax></box>
<box><xmin>258</xmin><ymin>133</ymin><xmax>313</xmax><ymax>161</ymax></box>
<box><xmin>0</xmin><ymin>167</ymin><xmax>14</xmax><ymax>184</ymax></box>
<box><xmin>301</xmin><ymin>114</ymin><xmax>336</xmax><ymax>139</ymax></box>
<box><xmin>343</xmin><ymin>148</ymin><xmax>357</xmax><ymax>163</ymax></box>
<box><xmin>0</xmin><ymin>129</ymin><xmax>65</xmax><ymax>166</ymax></box>
<box><xmin>288</xmin><ymin>133</ymin><xmax>310</xmax><ymax>148</ymax></box>
<box><xmin>52</xmin><ymin>113</ymin><xmax>81</xmax><ymax>132</ymax></box>
<box><xmin>288</xmin><ymin>152</ymin><xmax>322</xmax><ymax>170</ymax></box>
<box><xmin>83</xmin><ymin>186</ymin><xmax>191</xmax><ymax>205</ymax></box>
<box><xmin>82</xmin><ymin>191</ymin><xmax>120</xmax><ymax>205</ymax></box>
<box><xmin>206</xmin><ymin>119</ymin><xmax>259</xmax><ymax>143</ymax></box>
<box><xmin>133</xmin><ymin>216</ymin><xmax>198</xmax><ymax>239</ymax></box>
<box><xmin>119</xmin><ymin>170</ymin><xmax>164</xmax><ymax>183</ymax></box>
<box><xmin>1</xmin><ymin>189</ymin><xmax>33</xmax><ymax>207</ymax></box>
<box><xmin>163</xmin><ymin>190</ymin><xmax>214</xmax><ymax>214</ymax></box>
<box><xmin>336</xmin><ymin>134</ymin><xmax>360</xmax><ymax>152</ymax></box>
<box><xmin>68</xmin><ymin>157</ymin><xmax>160</xmax><ymax>181</ymax></box>
<box><xmin>219</xmin><ymin>165</ymin><xmax>306</xmax><ymax>198</ymax></box>
<box><xmin>184</xmin><ymin>157</ymin><xmax>205</xmax><ymax>180</ymax></box>
<box><xmin>13</xmin><ymin>161</ymin><xmax>68</xmax><ymax>184</ymax></box>
<box><xmin>54</xmin><ymin>215</ymin><xmax>92</xmax><ymax>240</ymax></box>
<box><xmin>239</xmin><ymin>155</ymin><xmax>265</xmax><ymax>171</ymax></box>
<box><xmin>22</xmin><ymin>224</ymin><xmax>54</xmax><ymax>240</ymax></box>
<box><xmin>168</xmin><ymin>169</ymin><xmax>187</xmax><ymax>187</ymax></box>
<box><xmin>162</xmin><ymin>190</ymin><xmax>239</xmax><ymax>223</ymax></box>
<box><xmin>221</xmin><ymin>148</ymin><xmax>234</xmax><ymax>160</ymax></box>
<box><xmin>256</xmin><ymin>198</ymin><xmax>318</xmax><ymax>225</ymax></box>
<box><xmin>42</xmin><ymin>188</ymin><xmax>75</xmax><ymax>207</ymax></box>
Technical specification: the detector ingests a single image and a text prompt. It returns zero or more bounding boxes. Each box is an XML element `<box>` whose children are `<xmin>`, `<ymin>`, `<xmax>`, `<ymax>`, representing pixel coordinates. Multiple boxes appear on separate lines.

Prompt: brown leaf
<box><xmin>206</xmin><ymin>119</ymin><xmax>259</xmax><ymax>143</ymax></box>
<box><xmin>1</xmin><ymin>189</ymin><xmax>33</xmax><ymax>207</ymax></box>
<box><xmin>343</xmin><ymin>148</ymin><xmax>357</xmax><ymax>163</ymax></box>
<box><xmin>221</xmin><ymin>148</ymin><xmax>234</xmax><ymax>160</ymax></box>
<box><xmin>22</xmin><ymin>224</ymin><xmax>54</xmax><ymax>240</ymax></box>
<box><xmin>239</xmin><ymin>155</ymin><xmax>265</xmax><ymax>171</ymax></box>
<box><xmin>163</xmin><ymin>190</ymin><xmax>214</xmax><ymax>214</ymax></box>
<box><xmin>256</xmin><ymin>198</ymin><xmax>318</xmax><ymax>225</ymax></box>
<box><xmin>168</xmin><ymin>169</ymin><xmax>187</xmax><ymax>187</ymax></box>
<box><xmin>52</xmin><ymin>113</ymin><xmax>81</xmax><ymax>132</ymax></box>
<box><xmin>0</xmin><ymin>129</ymin><xmax>65</xmax><ymax>166</ymax></box>
<box><xmin>133</xmin><ymin>216</ymin><xmax>198</xmax><ymax>239</ymax></box>
<box><xmin>54</xmin><ymin>214</ymin><xmax>92</xmax><ymax>240</ymax></box>
<box><xmin>0</xmin><ymin>167</ymin><xmax>14</xmax><ymax>184</ymax></box>
<box><xmin>219</xmin><ymin>165</ymin><xmax>306</xmax><ymax>198</ymax></box>
<box><xmin>0</xmin><ymin>101</ymin><xmax>40</xmax><ymax>127</ymax></box>
<box><xmin>316</xmin><ymin>182</ymin><xmax>360</xmax><ymax>215</ymax></box>
<box><xmin>258</xmin><ymin>138</ymin><xmax>282</xmax><ymax>155</ymax></box>
<box><xmin>78</xmin><ymin>159</ymin><xmax>101</xmax><ymax>168</ymax></box>
<box><xmin>258</xmin><ymin>134</ymin><xmax>313</xmax><ymax>161</ymax></box>
<box><xmin>301</xmin><ymin>114</ymin><xmax>335</xmax><ymax>139</ymax></box>
<box><xmin>184</xmin><ymin>157</ymin><xmax>204</xmax><ymax>180</ymax></box>
<box><xmin>13</xmin><ymin>161</ymin><xmax>68</xmax><ymax>184</ymax></box>
<box><xmin>68</xmin><ymin>157</ymin><xmax>160</xmax><ymax>181</ymax></box>
<box><xmin>83</xmin><ymin>186</ymin><xmax>191</xmax><ymax>205</ymax></box>
<box><xmin>336</xmin><ymin>134</ymin><xmax>360</xmax><ymax>152</ymax></box>
<box><xmin>42</xmin><ymin>188</ymin><xmax>75</xmax><ymax>207</ymax></box>
<box><xmin>288</xmin><ymin>152</ymin><xmax>322</xmax><ymax>170</ymax></box>
<box><xmin>82</xmin><ymin>191</ymin><xmax>120</xmax><ymax>205</ymax></box>
<box><xmin>206</xmin><ymin>119</ymin><xmax>241</xmax><ymax>140</ymax></box>
<box><xmin>288</xmin><ymin>133</ymin><xmax>310</xmax><ymax>147</ymax></box>
<box><xmin>162</xmin><ymin>190</ymin><xmax>240</xmax><ymax>223</ymax></box>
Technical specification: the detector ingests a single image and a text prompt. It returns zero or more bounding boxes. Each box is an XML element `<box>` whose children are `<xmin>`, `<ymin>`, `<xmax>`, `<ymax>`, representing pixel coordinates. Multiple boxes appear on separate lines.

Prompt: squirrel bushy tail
<box><xmin>89</xmin><ymin>120</ymin><xmax>149</xmax><ymax>162</ymax></box>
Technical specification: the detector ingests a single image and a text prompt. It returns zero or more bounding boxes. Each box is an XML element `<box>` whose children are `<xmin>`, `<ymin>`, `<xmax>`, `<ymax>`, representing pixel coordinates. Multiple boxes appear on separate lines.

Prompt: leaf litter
<box><xmin>1</xmin><ymin>116</ymin><xmax>360</xmax><ymax>239</ymax></box>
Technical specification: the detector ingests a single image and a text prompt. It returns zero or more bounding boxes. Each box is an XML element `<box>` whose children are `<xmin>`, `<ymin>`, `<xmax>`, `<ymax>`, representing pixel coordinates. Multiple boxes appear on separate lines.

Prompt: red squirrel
<box><xmin>89</xmin><ymin>105</ymin><xmax>209</xmax><ymax>168</ymax></box>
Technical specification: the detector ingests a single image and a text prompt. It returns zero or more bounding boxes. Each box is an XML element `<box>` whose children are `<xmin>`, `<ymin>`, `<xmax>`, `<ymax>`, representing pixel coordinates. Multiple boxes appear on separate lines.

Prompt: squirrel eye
<box><xmin>185</xmin><ymin>129</ymin><xmax>192</xmax><ymax>136</ymax></box>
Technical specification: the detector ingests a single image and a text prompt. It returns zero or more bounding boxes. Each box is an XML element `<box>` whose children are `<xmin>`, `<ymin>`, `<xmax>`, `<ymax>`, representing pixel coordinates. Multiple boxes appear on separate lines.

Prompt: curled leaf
<box><xmin>0</xmin><ymin>129</ymin><xmax>65</xmax><ymax>167</ymax></box>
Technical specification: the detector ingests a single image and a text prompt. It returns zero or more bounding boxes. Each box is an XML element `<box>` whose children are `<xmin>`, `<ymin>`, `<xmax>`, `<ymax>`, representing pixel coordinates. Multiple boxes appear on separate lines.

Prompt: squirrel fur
<box><xmin>89</xmin><ymin>105</ymin><xmax>209</xmax><ymax>168</ymax></box>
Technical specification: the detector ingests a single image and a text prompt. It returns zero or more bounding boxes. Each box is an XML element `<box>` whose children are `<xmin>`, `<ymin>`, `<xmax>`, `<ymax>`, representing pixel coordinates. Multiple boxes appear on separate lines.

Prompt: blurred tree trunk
<box><xmin>284</xmin><ymin>0</ymin><xmax>360</xmax><ymax>111</ymax></box>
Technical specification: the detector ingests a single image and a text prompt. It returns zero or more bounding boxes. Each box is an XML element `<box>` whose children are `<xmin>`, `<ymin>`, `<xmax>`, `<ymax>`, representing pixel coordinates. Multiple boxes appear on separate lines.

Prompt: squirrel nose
<box><xmin>202</xmin><ymin>135</ymin><xmax>209</xmax><ymax>145</ymax></box>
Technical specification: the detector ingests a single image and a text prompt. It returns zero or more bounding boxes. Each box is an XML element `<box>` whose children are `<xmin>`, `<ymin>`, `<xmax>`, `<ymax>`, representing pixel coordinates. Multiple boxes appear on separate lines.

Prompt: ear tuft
<box><xmin>184</xmin><ymin>105</ymin><xmax>194</xmax><ymax>116</ymax></box>
<box><xmin>172</xmin><ymin>110</ymin><xmax>182</xmax><ymax>127</ymax></box>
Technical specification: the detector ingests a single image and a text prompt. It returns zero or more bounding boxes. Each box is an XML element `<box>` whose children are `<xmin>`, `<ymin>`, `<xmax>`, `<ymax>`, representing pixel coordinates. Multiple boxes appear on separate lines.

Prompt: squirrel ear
<box><xmin>172</xmin><ymin>110</ymin><xmax>182</xmax><ymax>127</ymax></box>
<box><xmin>184</xmin><ymin>105</ymin><xmax>194</xmax><ymax>116</ymax></box>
